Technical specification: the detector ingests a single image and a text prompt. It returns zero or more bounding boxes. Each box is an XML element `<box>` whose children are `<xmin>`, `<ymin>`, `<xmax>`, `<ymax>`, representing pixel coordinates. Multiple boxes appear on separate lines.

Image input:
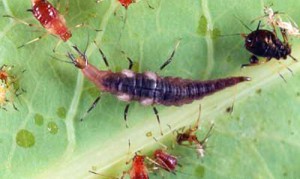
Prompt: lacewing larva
<box><xmin>67</xmin><ymin>43</ymin><xmax>250</xmax><ymax>134</ymax></box>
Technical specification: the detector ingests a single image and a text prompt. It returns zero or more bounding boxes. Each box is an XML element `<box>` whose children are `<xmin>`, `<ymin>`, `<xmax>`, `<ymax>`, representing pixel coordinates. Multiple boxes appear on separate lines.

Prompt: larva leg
<box><xmin>159</xmin><ymin>40</ymin><xmax>181</xmax><ymax>70</ymax></box>
<box><xmin>126</xmin><ymin>57</ymin><xmax>133</xmax><ymax>70</ymax></box>
<box><xmin>80</xmin><ymin>96</ymin><xmax>101</xmax><ymax>121</ymax></box>
<box><xmin>124</xmin><ymin>104</ymin><xmax>130</xmax><ymax>127</ymax></box>
<box><xmin>93</xmin><ymin>41</ymin><xmax>110</xmax><ymax>68</ymax></box>
<box><xmin>152</xmin><ymin>106</ymin><xmax>163</xmax><ymax>135</ymax></box>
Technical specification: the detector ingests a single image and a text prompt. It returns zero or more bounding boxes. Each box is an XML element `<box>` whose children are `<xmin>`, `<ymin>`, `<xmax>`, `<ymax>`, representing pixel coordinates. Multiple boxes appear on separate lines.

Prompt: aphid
<box><xmin>153</xmin><ymin>149</ymin><xmax>178</xmax><ymax>173</ymax></box>
<box><xmin>67</xmin><ymin>44</ymin><xmax>250</xmax><ymax>132</ymax></box>
<box><xmin>124</xmin><ymin>154</ymin><xmax>149</xmax><ymax>179</ymax></box>
<box><xmin>89</xmin><ymin>154</ymin><xmax>148</xmax><ymax>179</ymax></box>
<box><xmin>0</xmin><ymin>65</ymin><xmax>9</xmax><ymax>85</ymax></box>
<box><xmin>30</xmin><ymin>0</ymin><xmax>71</xmax><ymax>41</ymax></box>
<box><xmin>241</xmin><ymin>21</ymin><xmax>297</xmax><ymax>67</ymax></box>
<box><xmin>176</xmin><ymin>106</ymin><xmax>213</xmax><ymax>158</ymax></box>
<box><xmin>150</xmin><ymin>137</ymin><xmax>179</xmax><ymax>174</ymax></box>
<box><xmin>3</xmin><ymin>0</ymin><xmax>71</xmax><ymax>48</ymax></box>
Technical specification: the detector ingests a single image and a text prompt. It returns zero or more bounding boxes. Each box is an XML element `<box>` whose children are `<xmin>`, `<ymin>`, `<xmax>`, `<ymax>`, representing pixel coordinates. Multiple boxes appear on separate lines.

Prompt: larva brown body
<box><xmin>74</xmin><ymin>55</ymin><xmax>250</xmax><ymax>106</ymax></box>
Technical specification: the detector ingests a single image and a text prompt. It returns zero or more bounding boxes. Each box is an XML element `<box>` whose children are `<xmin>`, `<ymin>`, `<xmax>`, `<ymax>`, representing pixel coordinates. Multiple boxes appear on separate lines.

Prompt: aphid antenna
<box><xmin>199</xmin><ymin>123</ymin><xmax>214</xmax><ymax>144</ymax></box>
<box><xmin>218</xmin><ymin>33</ymin><xmax>243</xmax><ymax>37</ymax></box>
<box><xmin>234</xmin><ymin>15</ymin><xmax>253</xmax><ymax>32</ymax></box>
<box><xmin>116</xmin><ymin>8</ymin><xmax>129</xmax><ymax>44</ymax></box>
<box><xmin>256</xmin><ymin>21</ymin><xmax>262</xmax><ymax>30</ymax></box>
<box><xmin>89</xmin><ymin>170</ymin><xmax>119</xmax><ymax>179</ymax></box>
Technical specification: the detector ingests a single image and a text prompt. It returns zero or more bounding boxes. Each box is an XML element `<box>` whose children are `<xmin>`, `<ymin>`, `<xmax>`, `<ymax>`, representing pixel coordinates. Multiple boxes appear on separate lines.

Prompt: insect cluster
<box><xmin>0</xmin><ymin>65</ymin><xmax>22</xmax><ymax>111</ymax></box>
<box><xmin>2</xmin><ymin>0</ymin><xmax>299</xmax><ymax>178</ymax></box>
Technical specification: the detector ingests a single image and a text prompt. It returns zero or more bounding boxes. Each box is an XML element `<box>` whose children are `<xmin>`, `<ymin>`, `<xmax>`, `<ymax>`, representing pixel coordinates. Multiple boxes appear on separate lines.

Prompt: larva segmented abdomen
<box><xmin>100</xmin><ymin>70</ymin><xmax>250</xmax><ymax>106</ymax></box>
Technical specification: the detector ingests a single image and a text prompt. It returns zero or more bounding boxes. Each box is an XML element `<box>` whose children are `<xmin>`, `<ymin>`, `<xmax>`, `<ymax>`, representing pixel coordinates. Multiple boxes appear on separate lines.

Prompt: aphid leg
<box><xmin>73</xmin><ymin>22</ymin><xmax>102</xmax><ymax>33</ymax></box>
<box><xmin>80</xmin><ymin>96</ymin><xmax>101</xmax><ymax>121</ymax></box>
<box><xmin>278</xmin><ymin>73</ymin><xmax>287</xmax><ymax>83</ymax></box>
<box><xmin>1</xmin><ymin>106</ymin><xmax>8</xmax><ymax>111</ymax></box>
<box><xmin>89</xmin><ymin>170</ymin><xmax>119</xmax><ymax>179</ymax></box>
<box><xmin>17</xmin><ymin>33</ymin><xmax>49</xmax><ymax>49</ymax></box>
<box><xmin>241</xmin><ymin>55</ymin><xmax>260</xmax><ymax>68</ymax></box>
<box><xmin>280</xmin><ymin>28</ymin><xmax>289</xmax><ymax>44</ymax></box>
<box><xmin>152</xmin><ymin>106</ymin><xmax>163</xmax><ymax>135</ymax></box>
<box><xmin>15</xmin><ymin>88</ymin><xmax>26</xmax><ymax>97</ymax></box>
<box><xmin>145</xmin><ymin>0</ymin><xmax>155</xmax><ymax>9</ymax></box>
<box><xmin>192</xmin><ymin>104</ymin><xmax>201</xmax><ymax>131</ymax></box>
<box><xmin>289</xmin><ymin>55</ymin><xmax>298</xmax><ymax>62</ymax></box>
<box><xmin>2</xmin><ymin>15</ymin><xmax>38</xmax><ymax>28</ymax></box>
<box><xmin>193</xmin><ymin>123</ymin><xmax>214</xmax><ymax>158</ymax></box>
<box><xmin>153</xmin><ymin>137</ymin><xmax>168</xmax><ymax>150</ymax></box>
<box><xmin>93</xmin><ymin>41</ymin><xmax>110</xmax><ymax>68</ymax></box>
<box><xmin>0</xmin><ymin>64</ymin><xmax>7</xmax><ymax>70</ymax></box>
<box><xmin>52</xmin><ymin>40</ymin><xmax>63</xmax><ymax>53</ymax></box>
<box><xmin>159</xmin><ymin>40</ymin><xmax>181</xmax><ymax>70</ymax></box>
<box><xmin>12</xmin><ymin>102</ymin><xmax>19</xmax><ymax>111</ymax></box>
<box><xmin>3</xmin><ymin>15</ymin><xmax>51</xmax><ymax>48</ymax></box>
<box><xmin>124</xmin><ymin>104</ymin><xmax>130</xmax><ymax>128</ymax></box>
<box><xmin>200</xmin><ymin>123</ymin><xmax>214</xmax><ymax>144</ymax></box>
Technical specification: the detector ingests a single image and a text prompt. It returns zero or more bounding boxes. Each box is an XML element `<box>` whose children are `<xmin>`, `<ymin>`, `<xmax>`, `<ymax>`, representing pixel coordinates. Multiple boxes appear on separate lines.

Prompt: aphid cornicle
<box><xmin>241</xmin><ymin>21</ymin><xmax>297</xmax><ymax>67</ymax></box>
<box><xmin>67</xmin><ymin>44</ymin><xmax>250</xmax><ymax>130</ymax></box>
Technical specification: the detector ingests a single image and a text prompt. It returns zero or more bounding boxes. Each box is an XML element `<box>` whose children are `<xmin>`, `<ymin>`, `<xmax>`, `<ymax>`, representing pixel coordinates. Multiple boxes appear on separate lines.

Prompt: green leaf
<box><xmin>0</xmin><ymin>0</ymin><xmax>300</xmax><ymax>178</ymax></box>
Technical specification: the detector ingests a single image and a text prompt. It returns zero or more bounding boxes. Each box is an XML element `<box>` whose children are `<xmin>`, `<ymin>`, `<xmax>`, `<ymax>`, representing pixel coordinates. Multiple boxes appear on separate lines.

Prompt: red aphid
<box><xmin>30</xmin><ymin>0</ymin><xmax>71</xmax><ymax>41</ymax></box>
<box><xmin>153</xmin><ymin>149</ymin><xmax>178</xmax><ymax>172</ymax></box>
<box><xmin>0</xmin><ymin>69</ymin><xmax>8</xmax><ymax>84</ymax></box>
<box><xmin>122</xmin><ymin>155</ymin><xmax>149</xmax><ymax>179</ymax></box>
<box><xmin>119</xmin><ymin>0</ymin><xmax>135</xmax><ymax>9</ymax></box>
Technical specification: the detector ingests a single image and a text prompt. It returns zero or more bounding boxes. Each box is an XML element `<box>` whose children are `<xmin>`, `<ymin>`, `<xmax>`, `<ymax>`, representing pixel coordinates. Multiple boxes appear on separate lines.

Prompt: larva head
<box><xmin>68</xmin><ymin>46</ymin><xmax>88</xmax><ymax>69</ymax></box>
